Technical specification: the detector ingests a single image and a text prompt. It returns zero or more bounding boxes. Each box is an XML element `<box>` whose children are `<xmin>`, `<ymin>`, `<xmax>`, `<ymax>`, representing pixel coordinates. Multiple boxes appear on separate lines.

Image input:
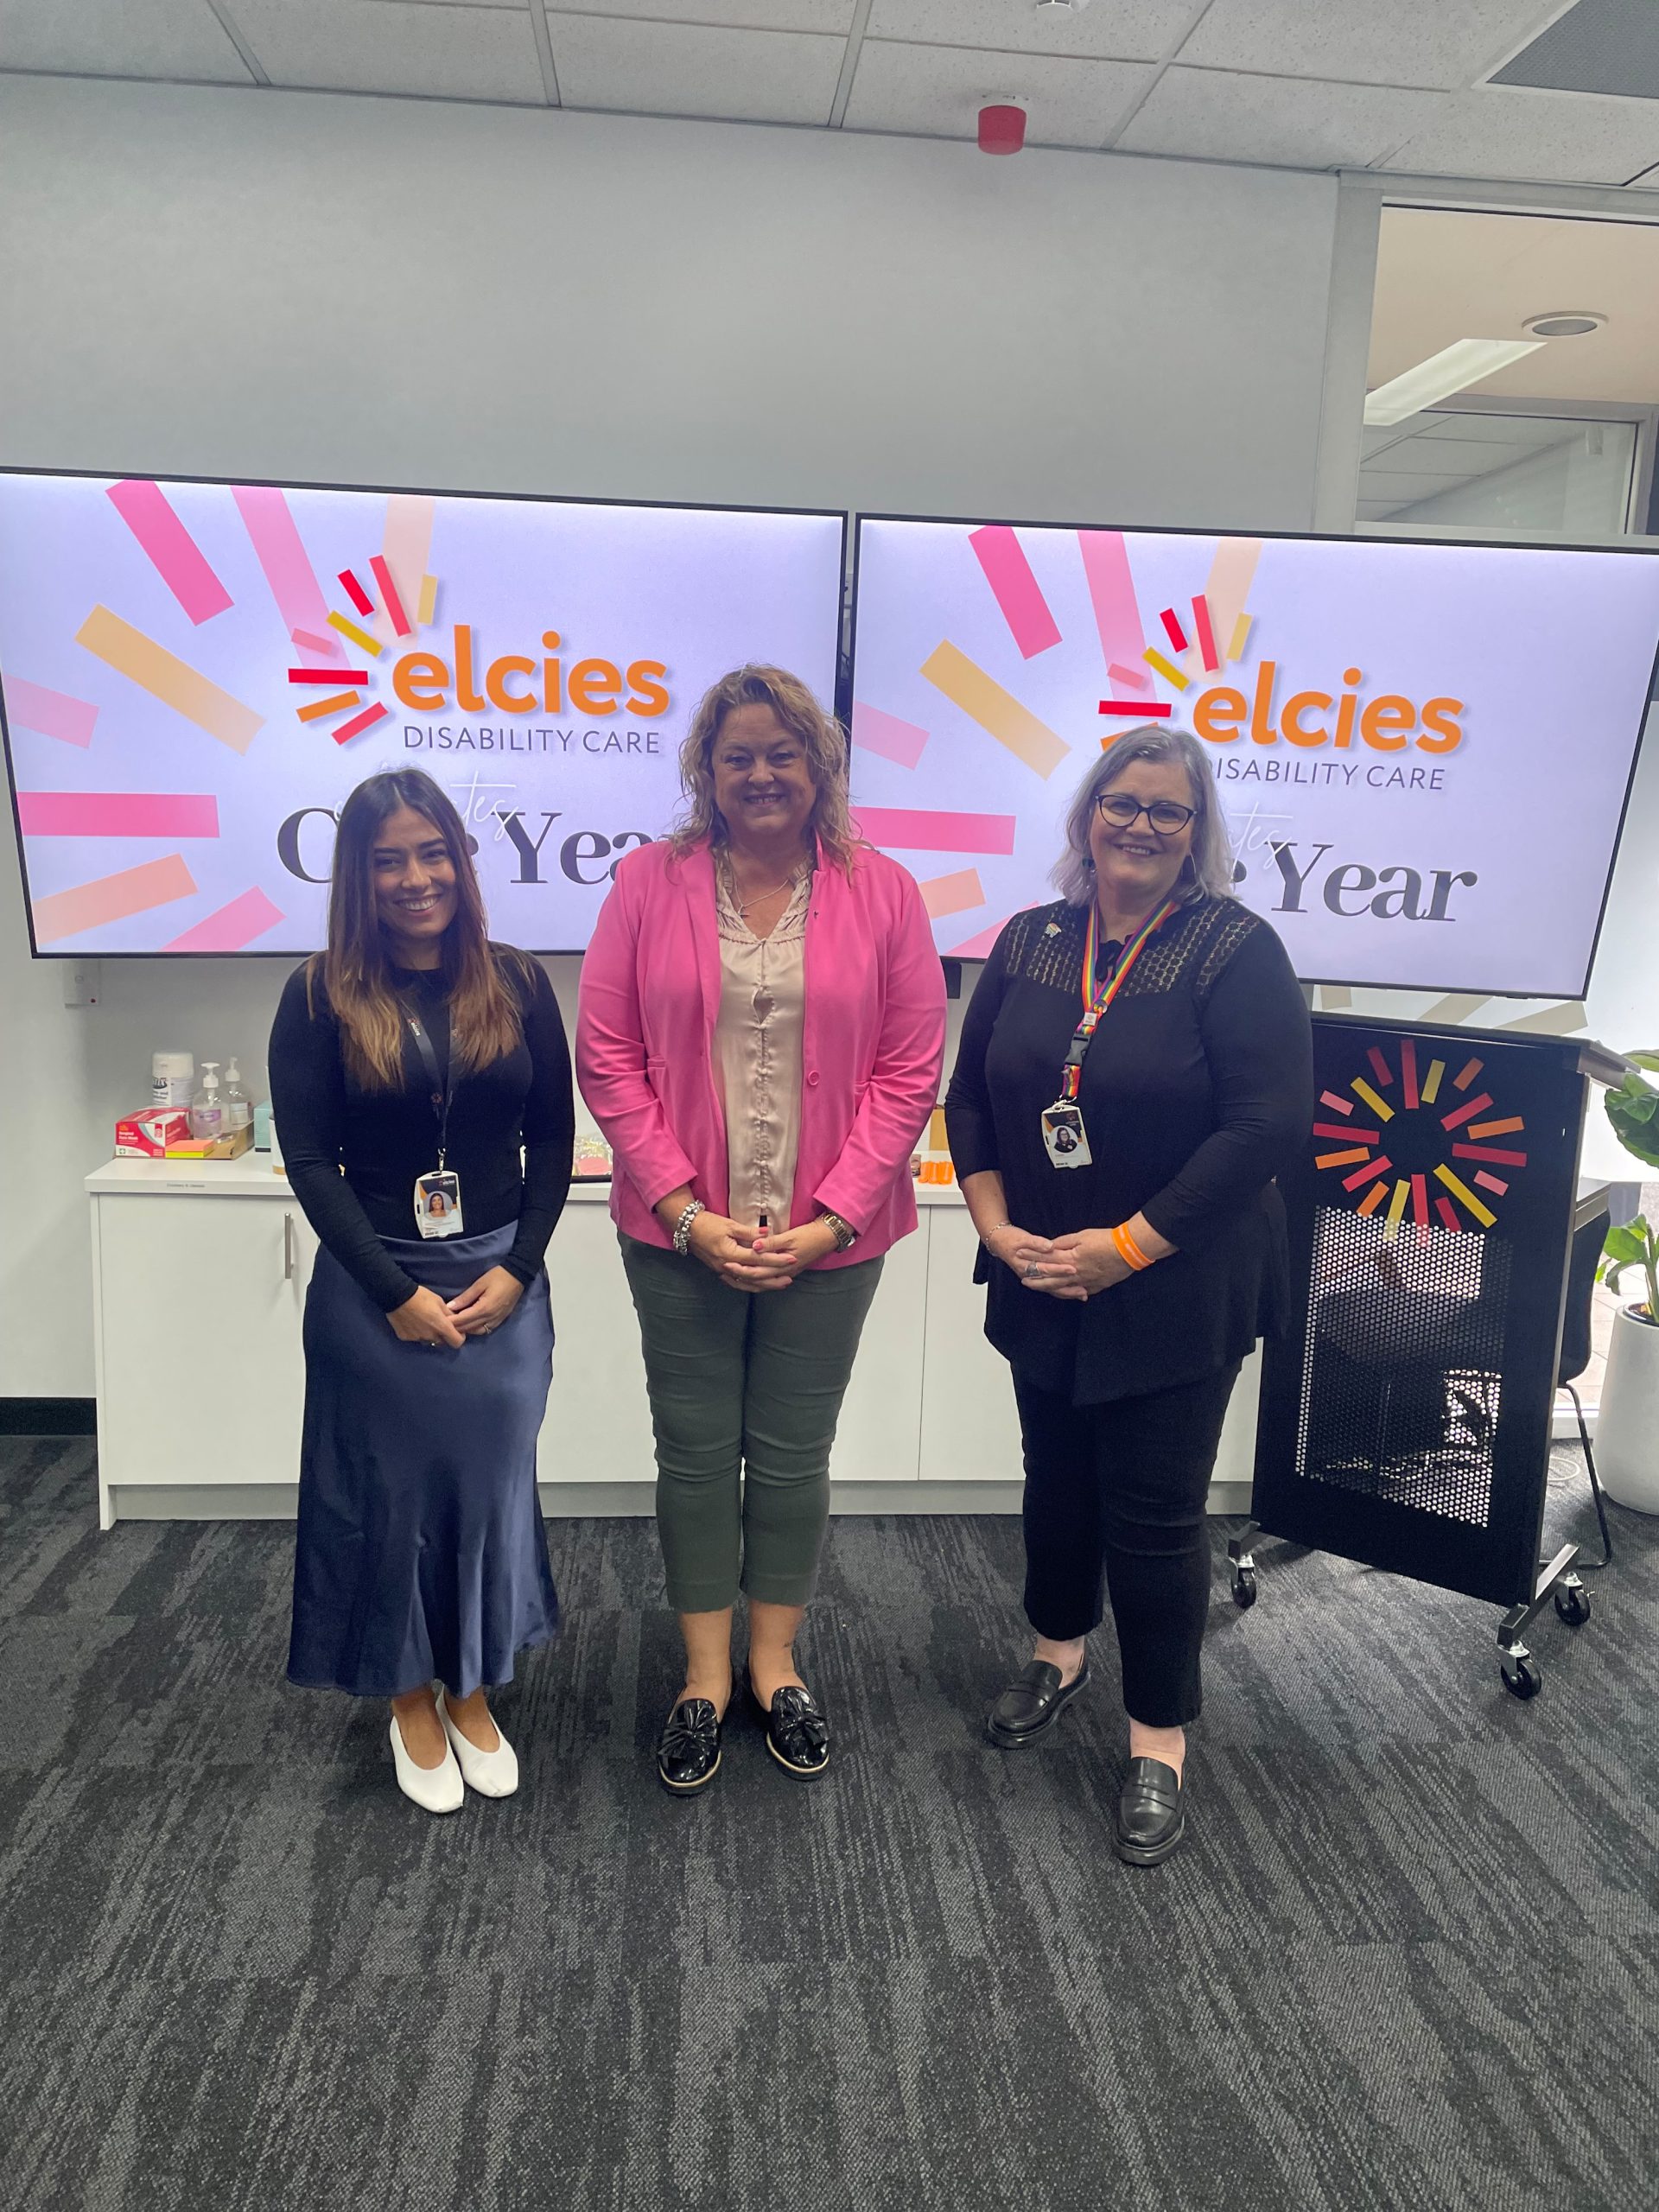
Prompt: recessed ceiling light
<box><xmin>1035</xmin><ymin>1</ymin><xmax>1093</xmax><ymax>15</ymax></box>
<box><xmin>1363</xmin><ymin>338</ymin><xmax>1545</xmax><ymax>427</ymax></box>
<box><xmin>1522</xmin><ymin>311</ymin><xmax>1606</xmax><ymax>339</ymax></box>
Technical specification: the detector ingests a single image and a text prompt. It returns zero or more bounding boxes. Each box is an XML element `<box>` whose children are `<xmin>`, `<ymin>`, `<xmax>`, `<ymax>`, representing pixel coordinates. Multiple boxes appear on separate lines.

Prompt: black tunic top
<box><xmin>269</xmin><ymin>948</ymin><xmax>575</xmax><ymax>1316</ymax></box>
<box><xmin>944</xmin><ymin>894</ymin><xmax>1313</xmax><ymax>1405</ymax></box>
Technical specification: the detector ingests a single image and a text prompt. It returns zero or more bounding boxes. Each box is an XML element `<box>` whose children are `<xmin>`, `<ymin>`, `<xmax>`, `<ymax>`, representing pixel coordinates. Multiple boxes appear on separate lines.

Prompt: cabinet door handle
<box><xmin>283</xmin><ymin>1211</ymin><xmax>296</xmax><ymax>1281</ymax></box>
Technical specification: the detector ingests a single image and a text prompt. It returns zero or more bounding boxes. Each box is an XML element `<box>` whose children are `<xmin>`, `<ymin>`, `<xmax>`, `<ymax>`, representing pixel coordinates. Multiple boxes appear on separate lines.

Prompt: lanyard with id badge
<box><xmin>404</xmin><ymin>1001</ymin><xmax>465</xmax><ymax>1237</ymax></box>
<box><xmin>1041</xmin><ymin>897</ymin><xmax>1179</xmax><ymax>1169</ymax></box>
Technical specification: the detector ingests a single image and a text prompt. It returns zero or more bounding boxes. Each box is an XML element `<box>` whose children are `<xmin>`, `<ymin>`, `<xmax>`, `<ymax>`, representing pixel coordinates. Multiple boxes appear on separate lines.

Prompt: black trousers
<box><xmin>1013</xmin><ymin>1362</ymin><xmax>1241</xmax><ymax>1729</ymax></box>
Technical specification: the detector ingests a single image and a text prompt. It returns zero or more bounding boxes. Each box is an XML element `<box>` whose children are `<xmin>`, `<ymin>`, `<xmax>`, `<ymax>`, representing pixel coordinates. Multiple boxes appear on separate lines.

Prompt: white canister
<box><xmin>151</xmin><ymin>1052</ymin><xmax>194</xmax><ymax>1110</ymax></box>
<box><xmin>1594</xmin><ymin>1303</ymin><xmax>1659</xmax><ymax>1515</ymax></box>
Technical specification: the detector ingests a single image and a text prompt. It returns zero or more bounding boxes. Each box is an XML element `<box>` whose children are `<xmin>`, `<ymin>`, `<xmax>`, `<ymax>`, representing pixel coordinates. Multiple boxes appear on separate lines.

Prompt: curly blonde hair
<box><xmin>671</xmin><ymin>665</ymin><xmax>863</xmax><ymax>874</ymax></box>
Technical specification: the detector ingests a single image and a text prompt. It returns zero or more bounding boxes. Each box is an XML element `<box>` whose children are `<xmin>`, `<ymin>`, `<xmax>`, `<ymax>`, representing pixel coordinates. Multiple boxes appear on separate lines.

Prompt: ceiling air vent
<box><xmin>1492</xmin><ymin>0</ymin><xmax>1659</xmax><ymax>99</ymax></box>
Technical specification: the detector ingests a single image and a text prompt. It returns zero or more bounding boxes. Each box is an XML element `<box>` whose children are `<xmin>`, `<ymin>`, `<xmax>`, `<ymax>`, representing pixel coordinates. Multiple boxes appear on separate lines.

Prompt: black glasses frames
<box><xmin>1095</xmin><ymin>793</ymin><xmax>1197</xmax><ymax>835</ymax></box>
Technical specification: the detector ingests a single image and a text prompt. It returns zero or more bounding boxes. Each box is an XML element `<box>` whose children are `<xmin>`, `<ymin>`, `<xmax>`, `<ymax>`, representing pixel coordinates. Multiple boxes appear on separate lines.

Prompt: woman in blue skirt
<box><xmin>270</xmin><ymin>768</ymin><xmax>574</xmax><ymax>1812</ymax></box>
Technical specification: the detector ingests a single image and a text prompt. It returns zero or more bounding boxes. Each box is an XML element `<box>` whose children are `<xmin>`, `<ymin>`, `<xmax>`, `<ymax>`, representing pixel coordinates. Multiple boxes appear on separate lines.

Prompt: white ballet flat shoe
<box><xmin>389</xmin><ymin>1711</ymin><xmax>464</xmax><ymax>1815</ymax></box>
<box><xmin>437</xmin><ymin>1690</ymin><xmax>519</xmax><ymax>1799</ymax></box>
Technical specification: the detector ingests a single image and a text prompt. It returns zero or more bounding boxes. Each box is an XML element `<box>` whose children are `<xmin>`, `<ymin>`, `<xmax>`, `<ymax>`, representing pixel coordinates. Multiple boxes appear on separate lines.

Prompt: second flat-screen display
<box><xmin>0</xmin><ymin>473</ymin><xmax>844</xmax><ymax>953</ymax></box>
<box><xmin>849</xmin><ymin>516</ymin><xmax>1659</xmax><ymax>999</ymax></box>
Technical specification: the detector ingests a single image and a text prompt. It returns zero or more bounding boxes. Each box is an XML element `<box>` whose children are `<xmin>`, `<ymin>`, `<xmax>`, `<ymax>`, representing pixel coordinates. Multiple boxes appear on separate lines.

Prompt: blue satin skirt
<box><xmin>288</xmin><ymin>1222</ymin><xmax>559</xmax><ymax>1699</ymax></box>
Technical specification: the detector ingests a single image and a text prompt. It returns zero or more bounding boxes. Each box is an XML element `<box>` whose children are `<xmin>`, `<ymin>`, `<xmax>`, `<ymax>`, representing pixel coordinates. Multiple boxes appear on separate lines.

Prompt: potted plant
<box><xmin>1594</xmin><ymin>1053</ymin><xmax>1659</xmax><ymax>1514</ymax></box>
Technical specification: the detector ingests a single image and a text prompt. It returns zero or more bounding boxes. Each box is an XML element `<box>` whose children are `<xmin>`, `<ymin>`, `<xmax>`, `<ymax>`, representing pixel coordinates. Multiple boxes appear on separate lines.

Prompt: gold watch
<box><xmin>819</xmin><ymin>1211</ymin><xmax>858</xmax><ymax>1251</ymax></box>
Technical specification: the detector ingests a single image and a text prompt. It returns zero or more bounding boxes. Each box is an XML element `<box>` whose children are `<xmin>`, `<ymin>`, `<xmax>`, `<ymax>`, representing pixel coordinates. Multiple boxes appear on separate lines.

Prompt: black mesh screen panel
<box><xmin>1253</xmin><ymin>1018</ymin><xmax>1586</xmax><ymax>1608</ymax></box>
<box><xmin>1300</xmin><ymin>1208</ymin><xmax>1509</xmax><ymax>1529</ymax></box>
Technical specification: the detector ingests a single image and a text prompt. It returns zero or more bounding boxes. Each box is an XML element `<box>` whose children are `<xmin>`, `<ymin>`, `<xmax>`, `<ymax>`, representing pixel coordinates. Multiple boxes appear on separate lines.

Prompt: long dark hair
<box><xmin>307</xmin><ymin>768</ymin><xmax>528</xmax><ymax>1090</ymax></box>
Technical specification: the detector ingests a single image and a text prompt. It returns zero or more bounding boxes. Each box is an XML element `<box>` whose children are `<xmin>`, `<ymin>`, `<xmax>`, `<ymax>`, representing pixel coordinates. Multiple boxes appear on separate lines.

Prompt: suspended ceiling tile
<box><xmin>865</xmin><ymin>0</ymin><xmax>1197</xmax><ymax>64</ymax></box>
<box><xmin>1366</xmin><ymin>207</ymin><xmax>1659</xmax><ymax>402</ymax></box>
<box><xmin>549</xmin><ymin>17</ymin><xmax>846</xmax><ymax>124</ymax></box>
<box><xmin>1115</xmin><ymin>67</ymin><xmax>1445</xmax><ymax>168</ymax></box>
<box><xmin>1382</xmin><ymin>84</ymin><xmax>1659</xmax><ymax>181</ymax></box>
<box><xmin>545</xmin><ymin>1</ymin><xmax>855</xmax><ymax>26</ymax></box>
<box><xmin>1176</xmin><ymin>0</ymin><xmax>1572</xmax><ymax>92</ymax></box>
<box><xmin>227</xmin><ymin>0</ymin><xmax>547</xmax><ymax>99</ymax></box>
<box><xmin>0</xmin><ymin>0</ymin><xmax>254</xmax><ymax>81</ymax></box>
<box><xmin>1494</xmin><ymin>0</ymin><xmax>1659</xmax><ymax>99</ymax></box>
<box><xmin>843</xmin><ymin>39</ymin><xmax>1155</xmax><ymax>149</ymax></box>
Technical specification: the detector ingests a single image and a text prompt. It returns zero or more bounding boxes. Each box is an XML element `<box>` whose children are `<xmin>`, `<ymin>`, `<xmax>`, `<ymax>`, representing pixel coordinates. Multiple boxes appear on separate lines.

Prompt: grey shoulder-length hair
<box><xmin>1052</xmin><ymin>723</ymin><xmax>1236</xmax><ymax>907</ymax></box>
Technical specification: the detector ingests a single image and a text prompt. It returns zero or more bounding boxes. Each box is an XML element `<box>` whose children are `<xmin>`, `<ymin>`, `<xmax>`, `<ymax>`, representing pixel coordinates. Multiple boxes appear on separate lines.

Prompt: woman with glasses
<box><xmin>944</xmin><ymin>726</ymin><xmax>1312</xmax><ymax>1866</ymax></box>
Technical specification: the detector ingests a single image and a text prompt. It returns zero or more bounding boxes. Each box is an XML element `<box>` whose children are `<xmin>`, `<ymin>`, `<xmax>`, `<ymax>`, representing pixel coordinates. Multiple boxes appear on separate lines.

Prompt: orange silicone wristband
<box><xmin>1113</xmin><ymin>1224</ymin><xmax>1153</xmax><ymax>1271</ymax></box>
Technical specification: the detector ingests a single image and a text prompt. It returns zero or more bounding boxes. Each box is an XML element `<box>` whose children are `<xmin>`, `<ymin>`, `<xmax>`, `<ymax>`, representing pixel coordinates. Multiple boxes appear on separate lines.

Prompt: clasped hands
<box><xmin>684</xmin><ymin>1211</ymin><xmax>840</xmax><ymax>1291</ymax></box>
<box><xmin>389</xmin><ymin>1265</ymin><xmax>526</xmax><ymax>1347</ymax></box>
<box><xmin>983</xmin><ymin>1223</ymin><xmax>1134</xmax><ymax>1300</ymax></box>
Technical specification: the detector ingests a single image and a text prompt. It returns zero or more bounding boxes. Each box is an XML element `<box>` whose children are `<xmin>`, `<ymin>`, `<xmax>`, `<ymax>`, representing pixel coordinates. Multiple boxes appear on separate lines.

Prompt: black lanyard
<box><xmin>403</xmin><ymin>1001</ymin><xmax>454</xmax><ymax>1169</ymax></box>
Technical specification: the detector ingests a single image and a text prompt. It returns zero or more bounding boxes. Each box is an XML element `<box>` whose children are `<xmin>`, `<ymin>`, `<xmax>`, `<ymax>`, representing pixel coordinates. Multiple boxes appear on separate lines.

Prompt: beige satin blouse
<box><xmin>714</xmin><ymin>865</ymin><xmax>810</xmax><ymax>1228</ymax></box>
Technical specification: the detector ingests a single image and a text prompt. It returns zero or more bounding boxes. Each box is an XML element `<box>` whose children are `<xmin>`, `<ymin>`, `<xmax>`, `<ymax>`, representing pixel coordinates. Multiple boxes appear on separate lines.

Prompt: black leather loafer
<box><xmin>657</xmin><ymin>1698</ymin><xmax>721</xmax><ymax>1794</ymax></box>
<box><xmin>985</xmin><ymin>1660</ymin><xmax>1091</xmax><ymax>1748</ymax></box>
<box><xmin>753</xmin><ymin>1681</ymin><xmax>830</xmax><ymax>1777</ymax></box>
<box><xmin>1114</xmin><ymin>1757</ymin><xmax>1185</xmax><ymax>1866</ymax></box>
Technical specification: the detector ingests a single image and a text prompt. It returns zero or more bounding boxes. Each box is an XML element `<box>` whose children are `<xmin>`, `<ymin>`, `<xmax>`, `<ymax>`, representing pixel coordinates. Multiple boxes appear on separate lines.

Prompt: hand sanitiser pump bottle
<box><xmin>222</xmin><ymin>1058</ymin><xmax>251</xmax><ymax>1133</ymax></box>
<box><xmin>191</xmin><ymin>1062</ymin><xmax>225</xmax><ymax>1141</ymax></box>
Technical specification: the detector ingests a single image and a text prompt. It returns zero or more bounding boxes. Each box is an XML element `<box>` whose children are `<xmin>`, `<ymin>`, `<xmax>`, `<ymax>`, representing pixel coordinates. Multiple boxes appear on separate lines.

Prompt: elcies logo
<box><xmin>391</xmin><ymin>629</ymin><xmax>669</xmax><ymax>722</ymax></box>
<box><xmin>286</xmin><ymin>555</ymin><xmax>671</xmax><ymax>742</ymax></box>
<box><xmin>1101</xmin><ymin>587</ymin><xmax>1464</xmax><ymax>757</ymax></box>
<box><xmin>1191</xmin><ymin>663</ymin><xmax>1462</xmax><ymax>755</ymax></box>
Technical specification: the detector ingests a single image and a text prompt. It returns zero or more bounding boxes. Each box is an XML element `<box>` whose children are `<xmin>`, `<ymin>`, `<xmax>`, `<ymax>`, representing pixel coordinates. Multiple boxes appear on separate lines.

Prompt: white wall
<box><xmin>0</xmin><ymin>76</ymin><xmax>1341</xmax><ymax>1398</ymax></box>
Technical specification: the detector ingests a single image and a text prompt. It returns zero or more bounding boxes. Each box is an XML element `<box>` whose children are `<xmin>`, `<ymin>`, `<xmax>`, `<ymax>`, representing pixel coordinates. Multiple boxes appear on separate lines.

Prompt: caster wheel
<box><xmin>1555</xmin><ymin>1583</ymin><xmax>1591</xmax><ymax>1628</ymax></box>
<box><xmin>1501</xmin><ymin>1655</ymin><xmax>1542</xmax><ymax>1700</ymax></box>
<box><xmin>1231</xmin><ymin>1566</ymin><xmax>1257</xmax><ymax>1610</ymax></box>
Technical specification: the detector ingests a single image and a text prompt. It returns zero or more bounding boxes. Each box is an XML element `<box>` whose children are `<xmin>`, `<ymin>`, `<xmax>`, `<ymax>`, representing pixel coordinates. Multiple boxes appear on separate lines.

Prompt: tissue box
<box><xmin>164</xmin><ymin>1125</ymin><xmax>254</xmax><ymax>1160</ymax></box>
<box><xmin>115</xmin><ymin>1107</ymin><xmax>193</xmax><ymax>1158</ymax></box>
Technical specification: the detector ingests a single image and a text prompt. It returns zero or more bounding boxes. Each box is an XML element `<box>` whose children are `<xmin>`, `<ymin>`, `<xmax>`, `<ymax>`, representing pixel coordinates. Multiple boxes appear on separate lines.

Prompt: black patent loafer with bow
<box><xmin>985</xmin><ymin>1659</ymin><xmax>1091</xmax><ymax>1748</ymax></box>
<box><xmin>753</xmin><ymin>1681</ymin><xmax>830</xmax><ymax>1777</ymax></box>
<box><xmin>1114</xmin><ymin>1756</ymin><xmax>1185</xmax><ymax>1866</ymax></box>
<box><xmin>657</xmin><ymin>1697</ymin><xmax>722</xmax><ymax>1794</ymax></box>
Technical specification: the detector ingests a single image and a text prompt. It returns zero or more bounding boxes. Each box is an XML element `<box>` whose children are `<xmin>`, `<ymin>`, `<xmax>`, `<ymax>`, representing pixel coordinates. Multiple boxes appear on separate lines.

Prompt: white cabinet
<box><xmin>537</xmin><ymin>1201</ymin><xmax>657</xmax><ymax>1487</ymax></box>
<box><xmin>90</xmin><ymin>1175</ymin><xmax>316</xmax><ymax>1526</ymax></box>
<box><xmin>831</xmin><ymin>1218</ymin><xmax>928</xmax><ymax>1485</ymax></box>
<box><xmin>918</xmin><ymin>1204</ymin><xmax>1026</xmax><ymax>1484</ymax></box>
<box><xmin>86</xmin><ymin>1166</ymin><xmax>1262</xmax><ymax>1522</ymax></box>
<box><xmin>917</xmin><ymin>1204</ymin><xmax>1263</xmax><ymax>1497</ymax></box>
<box><xmin>539</xmin><ymin>1200</ymin><xmax>931</xmax><ymax>1491</ymax></box>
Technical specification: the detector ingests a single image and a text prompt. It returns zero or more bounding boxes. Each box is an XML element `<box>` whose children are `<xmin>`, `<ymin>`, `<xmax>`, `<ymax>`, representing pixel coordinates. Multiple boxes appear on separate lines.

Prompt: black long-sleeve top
<box><xmin>269</xmin><ymin>948</ymin><xmax>575</xmax><ymax>1314</ymax></box>
<box><xmin>944</xmin><ymin>894</ymin><xmax>1313</xmax><ymax>1405</ymax></box>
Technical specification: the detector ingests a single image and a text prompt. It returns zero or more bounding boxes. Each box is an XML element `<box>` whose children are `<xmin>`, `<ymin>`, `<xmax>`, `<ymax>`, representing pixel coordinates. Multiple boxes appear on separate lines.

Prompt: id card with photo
<box><xmin>1040</xmin><ymin>1103</ymin><xmax>1094</xmax><ymax>1170</ymax></box>
<box><xmin>413</xmin><ymin>1169</ymin><xmax>465</xmax><ymax>1238</ymax></box>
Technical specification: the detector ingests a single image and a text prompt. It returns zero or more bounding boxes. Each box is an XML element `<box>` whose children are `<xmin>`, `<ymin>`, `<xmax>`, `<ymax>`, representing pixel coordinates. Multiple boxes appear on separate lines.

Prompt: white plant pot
<box><xmin>1594</xmin><ymin>1303</ymin><xmax>1659</xmax><ymax>1515</ymax></box>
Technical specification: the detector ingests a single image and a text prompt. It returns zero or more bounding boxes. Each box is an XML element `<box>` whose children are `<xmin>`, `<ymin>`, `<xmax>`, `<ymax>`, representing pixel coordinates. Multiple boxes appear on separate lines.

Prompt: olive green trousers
<box><xmin>620</xmin><ymin>1235</ymin><xmax>884</xmax><ymax>1611</ymax></box>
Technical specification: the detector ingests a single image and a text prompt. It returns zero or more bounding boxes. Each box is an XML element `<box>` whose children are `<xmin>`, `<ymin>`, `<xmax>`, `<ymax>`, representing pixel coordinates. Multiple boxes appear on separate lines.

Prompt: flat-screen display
<box><xmin>0</xmin><ymin>472</ymin><xmax>844</xmax><ymax>954</ymax></box>
<box><xmin>849</xmin><ymin>516</ymin><xmax>1659</xmax><ymax>999</ymax></box>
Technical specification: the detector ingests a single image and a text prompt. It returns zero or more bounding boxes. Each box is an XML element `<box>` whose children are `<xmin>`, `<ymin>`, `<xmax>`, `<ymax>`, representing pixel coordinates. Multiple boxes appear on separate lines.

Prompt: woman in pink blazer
<box><xmin>578</xmin><ymin>665</ymin><xmax>944</xmax><ymax>1794</ymax></box>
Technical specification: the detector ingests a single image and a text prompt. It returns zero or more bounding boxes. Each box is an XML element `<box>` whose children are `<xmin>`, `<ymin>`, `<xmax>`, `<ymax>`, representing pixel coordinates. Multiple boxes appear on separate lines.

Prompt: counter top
<box><xmin>87</xmin><ymin>1158</ymin><xmax>969</xmax><ymax>1206</ymax></box>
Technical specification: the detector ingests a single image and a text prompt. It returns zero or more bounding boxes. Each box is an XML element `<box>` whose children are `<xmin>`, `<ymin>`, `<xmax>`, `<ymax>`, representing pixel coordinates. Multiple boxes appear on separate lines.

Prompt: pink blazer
<box><xmin>576</xmin><ymin>837</ymin><xmax>946</xmax><ymax>1266</ymax></box>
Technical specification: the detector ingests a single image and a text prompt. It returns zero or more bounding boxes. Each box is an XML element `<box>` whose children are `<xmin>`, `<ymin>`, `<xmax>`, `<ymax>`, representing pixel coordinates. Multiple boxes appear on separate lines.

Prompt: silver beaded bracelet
<box><xmin>671</xmin><ymin>1198</ymin><xmax>705</xmax><ymax>1256</ymax></box>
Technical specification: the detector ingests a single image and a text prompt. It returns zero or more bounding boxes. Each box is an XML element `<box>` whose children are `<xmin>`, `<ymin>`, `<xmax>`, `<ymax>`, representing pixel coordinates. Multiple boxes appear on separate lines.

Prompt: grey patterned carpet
<box><xmin>2</xmin><ymin>1433</ymin><xmax>1656</xmax><ymax>2212</ymax></box>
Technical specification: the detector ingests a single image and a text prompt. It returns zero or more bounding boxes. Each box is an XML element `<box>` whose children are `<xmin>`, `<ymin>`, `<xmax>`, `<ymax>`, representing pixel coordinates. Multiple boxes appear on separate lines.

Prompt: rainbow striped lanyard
<box><xmin>1059</xmin><ymin>897</ymin><xmax>1179</xmax><ymax>1103</ymax></box>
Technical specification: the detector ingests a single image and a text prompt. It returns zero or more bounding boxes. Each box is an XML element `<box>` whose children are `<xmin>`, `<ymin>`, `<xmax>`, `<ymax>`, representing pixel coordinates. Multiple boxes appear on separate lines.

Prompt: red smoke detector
<box><xmin>977</xmin><ymin>103</ymin><xmax>1027</xmax><ymax>156</ymax></box>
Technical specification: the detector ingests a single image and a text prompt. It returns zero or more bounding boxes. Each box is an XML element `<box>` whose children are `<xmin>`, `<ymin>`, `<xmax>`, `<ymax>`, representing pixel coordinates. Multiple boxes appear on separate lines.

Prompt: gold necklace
<box><xmin>721</xmin><ymin>854</ymin><xmax>804</xmax><ymax>916</ymax></box>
